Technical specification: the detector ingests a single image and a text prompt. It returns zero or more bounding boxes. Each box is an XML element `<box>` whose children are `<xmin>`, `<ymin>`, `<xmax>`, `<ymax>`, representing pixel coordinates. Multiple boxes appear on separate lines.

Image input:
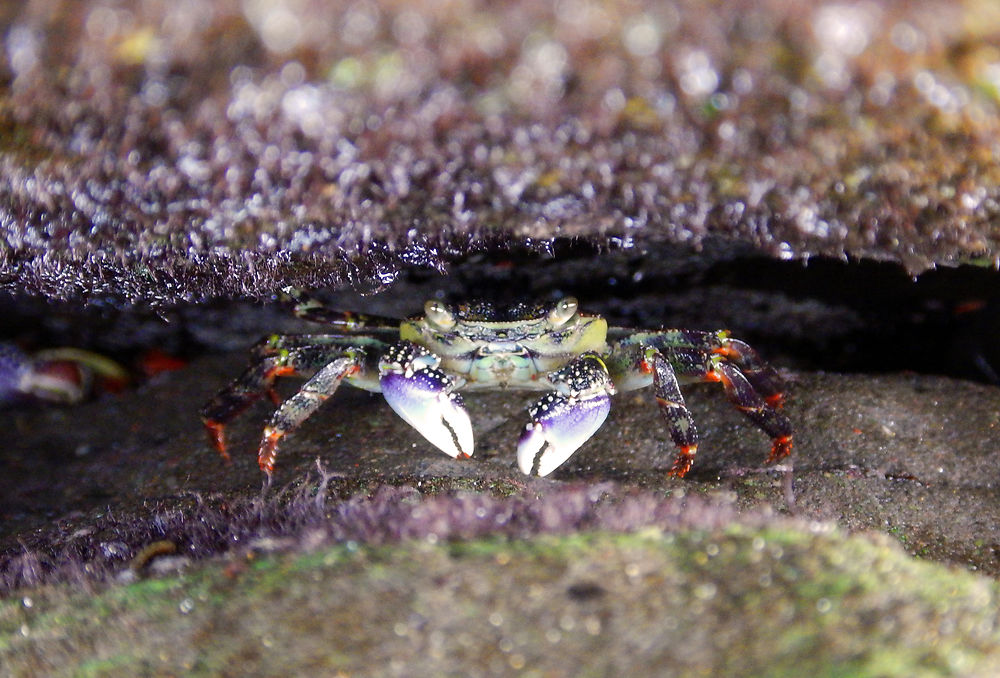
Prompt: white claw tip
<box><xmin>517</xmin><ymin>423</ymin><xmax>545</xmax><ymax>475</ymax></box>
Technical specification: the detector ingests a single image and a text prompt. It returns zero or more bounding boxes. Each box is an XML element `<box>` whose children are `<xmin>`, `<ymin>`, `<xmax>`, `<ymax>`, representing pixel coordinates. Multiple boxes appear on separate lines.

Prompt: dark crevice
<box><xmin>2</xmin><ymin>249</ymin><xmax>998</xmax><ymax>388</ymax></box>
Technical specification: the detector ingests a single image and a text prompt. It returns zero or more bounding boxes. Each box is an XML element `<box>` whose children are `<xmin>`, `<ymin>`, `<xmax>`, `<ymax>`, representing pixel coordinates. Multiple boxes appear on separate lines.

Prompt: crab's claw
<box><xmin>379</xmin><ymin>343</ymin><xmax>474</xmax><ymax>459</ymax></box>
<box><xmin>517</xmin><ymin>355</ymin><xmax>616</xmax><ymax>477</ymax></box>
<box><xmin>517</xmin><ymin>391</ymin><xmax>611</xmax><ymax>477</ymax></box>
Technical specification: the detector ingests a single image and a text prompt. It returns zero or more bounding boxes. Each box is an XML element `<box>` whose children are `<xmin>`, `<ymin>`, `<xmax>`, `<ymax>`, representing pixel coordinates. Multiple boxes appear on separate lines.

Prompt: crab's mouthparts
<box><xmin>475</xmin><ymin>342</ymin><xmax>529</xmax><ymax>356</ymax></box>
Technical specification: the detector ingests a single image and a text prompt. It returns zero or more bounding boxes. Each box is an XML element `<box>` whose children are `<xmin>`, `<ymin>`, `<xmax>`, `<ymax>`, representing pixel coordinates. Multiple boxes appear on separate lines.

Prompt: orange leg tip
<box><xmin>667</xmin><ymin>445</ymin><xmax>697</xmax><ymax>478</ymax></box>
<box><xmin>203</xmin><ymin>419</ymin><xmax>229</xmax><ymax>455</ymax></box>
<box><xmin>767</xmin><ymin>436</ymin><xmax>793</xmax><ymax>463</ymax></box>
<box><xmin>258</xmin><ymin>450</ymin><xmax>276</xmax><ymax>474</ymax></box>
<box><xmin>258</xmin><ymin>428</ymin><xmax>282</xmax><ymax>474</ymax></box>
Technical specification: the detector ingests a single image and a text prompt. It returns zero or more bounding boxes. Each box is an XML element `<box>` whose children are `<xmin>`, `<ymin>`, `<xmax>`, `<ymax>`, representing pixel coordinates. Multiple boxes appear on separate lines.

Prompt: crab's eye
<box><xmin>424</xmin><ymin>300</ymin><xmax>456</xmax><ymax>330</ymax></box>
<box><xmin>548</xmin><ymin>296</ymin><xmax>579</xmax><ymax>327</ymax></box>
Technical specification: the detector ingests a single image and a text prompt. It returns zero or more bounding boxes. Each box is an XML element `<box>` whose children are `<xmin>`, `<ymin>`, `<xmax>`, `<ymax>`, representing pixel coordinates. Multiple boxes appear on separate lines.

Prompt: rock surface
<box><xmin>3</xmin><ymin>1</ymin><xmax>1000</xmax><ymax>674</ymax></box>
<box><xmin>2</xmin><ymin>1</ymin><xmax>1000</xmax><ymax>304</ymax></box>
<box><xmin>5</xmin><ymin>529</ymin><xmax>1000</xmax><ymax>677</ymax></box>
<box><xmin>3</xmin><ymin>350</ymin><xmax>1000</xmax><ymax>577</ymax></box>
<box><xmin>2</xmin><ymin>349</ymin><xmax>1000</xmax><ymax>675</ymax></box>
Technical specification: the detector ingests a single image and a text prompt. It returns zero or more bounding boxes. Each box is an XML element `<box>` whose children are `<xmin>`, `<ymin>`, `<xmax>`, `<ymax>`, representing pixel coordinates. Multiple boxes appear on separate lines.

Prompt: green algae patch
<box><xmin>2</xmin><ymin>525</ymin><xmax>1000</xmax><ymax>677</ymax></box>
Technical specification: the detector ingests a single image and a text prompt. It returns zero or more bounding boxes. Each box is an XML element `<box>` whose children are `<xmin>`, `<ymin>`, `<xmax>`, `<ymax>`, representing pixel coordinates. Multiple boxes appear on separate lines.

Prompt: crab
<box><xmin>0</xmin><ymin>343</ymin><xmax>128</xmax><ymax>406</ymax></box>
<box><xmin>201</xmin><ymin>290</ymin><xmax>793</xmax><ymax>479</ymax></box>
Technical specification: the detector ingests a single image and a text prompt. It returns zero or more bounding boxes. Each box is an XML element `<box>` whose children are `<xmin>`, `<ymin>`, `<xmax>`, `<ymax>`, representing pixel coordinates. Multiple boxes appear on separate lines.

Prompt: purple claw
<box><xmin>517</xmin><ymin>391</ymin><xmax>611</xmax><ymax>477</ymax></box>
<box><xmin>379</xmin><ymin>347</ymin><xmax>473</xmax><ymax>459</ymax></box>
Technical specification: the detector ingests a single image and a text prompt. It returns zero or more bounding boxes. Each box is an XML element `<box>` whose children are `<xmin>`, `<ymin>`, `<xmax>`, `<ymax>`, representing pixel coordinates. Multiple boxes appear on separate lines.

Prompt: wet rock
<box><xmin>1</xmin><ymin>329</ymin><xmax>999</xmax><ymax>673</ymax></box>
<box><xmin>4</xmin><ymin>526</ymin><xmax>1000</xmax><ymax>676</ymax></box>
<box><xmin>2</xmin><ymin>1</ymin><xmax>1000</xmax><ymax>305</ymax></box>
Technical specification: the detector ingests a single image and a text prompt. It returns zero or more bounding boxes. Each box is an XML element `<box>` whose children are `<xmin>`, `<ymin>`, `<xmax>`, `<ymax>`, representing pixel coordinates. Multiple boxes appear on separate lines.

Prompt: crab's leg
<box><xmin>280</xmin><ymin>287</ymin><xmax>399</xmax><ymax>335</ymax></box>
<box><xmin>708</xmin><ymin>336</ymin><xmax>787</xmax><ymax>409</ymax></box>
<box><xmin>611</xmin><ymin>329</ymin><xmax>788</xmax><ymax>408</ymax></box>
<box><xmin>517</xmin><ymin>354</ymin><xmax>616</xmax><ymax>477</ymax></box>
<box><xmin>645</xmin><ymin>347</ymin><xmax>701</xmax><ymax>478</ymax></box>
<box><xmin>257</xmin><ymin>352</ymin><xmax>364</xmax><ymax>475</ymax></box>
<box><xmin>378</xmin><ymin>341</ymin><xmax>474</xmax><ymax>460</ymax></box>
<box><xmin>710</xmin><ymin>359</ymin><xmax>793</xmax><ymax>462</ymax></box>
<box><xmin>662</xmin><ymin>346</ymin><xmax>793</xmax><ymax>472</ymax></box>
<box><xmin>200</xmin><ymin>339</ymin><xmax>378</xmax><ymax>460</ymax></box>
<box><xmin>247</xmin><ymin>333</ymin><xmax>389</xmax><ymax>362</ymax></box>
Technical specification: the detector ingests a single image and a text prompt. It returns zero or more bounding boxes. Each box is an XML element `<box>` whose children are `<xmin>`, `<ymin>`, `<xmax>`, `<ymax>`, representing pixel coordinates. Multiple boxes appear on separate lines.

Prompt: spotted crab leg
<box><xmin>378</xmin><ymin>341</ymin><xmax>474</xmax><ymax>460</ymax></box>
<box><xmin>657</xmin><ymin>345</ymin><xmax>793</xmax><ymax>475</ymax></box>
<box><xmin>707</xmin><ymin>336</ymin><xmax>788</xmax><ymax>409</ymax></box>
<box><xmin>280</xmin><ymin>287</ymin><xmax>399</xmax><ymax>335</ymax></box>
<box><xmin>517</xmin><ymin>354</ymin><xmax>616</xmax><ymax>477</ymax></box>
<box><xmin>645</xmin><ymin>347</ymin><xmax>701</xmax><ymax>477</ymax></box>
<box><xmin>257</xmin><ymin>352</ymin><xmax>364</xmax><ymax>476</ymax></box>
<box><xmin>608</xmin><ymin>328</ymin><xmax>792</xmax><ymax>476</ymax></box>
<box><xmin>615</xmin><ymin>329</ymin><xmax>789</xmax><ymax>408</ymax></box>
<box><xmin>200</xmin><ymin>337</ymin><xmax>380</xmax><ymax>463</ymax></box>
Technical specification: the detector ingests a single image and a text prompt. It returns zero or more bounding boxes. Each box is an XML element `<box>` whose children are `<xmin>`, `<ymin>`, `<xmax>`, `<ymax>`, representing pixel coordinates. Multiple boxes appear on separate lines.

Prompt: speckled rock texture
<box><xmin>2</xmin><ymin>0</ymin><xmax>1000</xmax><ymax>304</ymax></box>
<box><xmin>7</xmin><ymin>529</ymin><xmax>1000</xmax><ymax>677</ymax></box>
